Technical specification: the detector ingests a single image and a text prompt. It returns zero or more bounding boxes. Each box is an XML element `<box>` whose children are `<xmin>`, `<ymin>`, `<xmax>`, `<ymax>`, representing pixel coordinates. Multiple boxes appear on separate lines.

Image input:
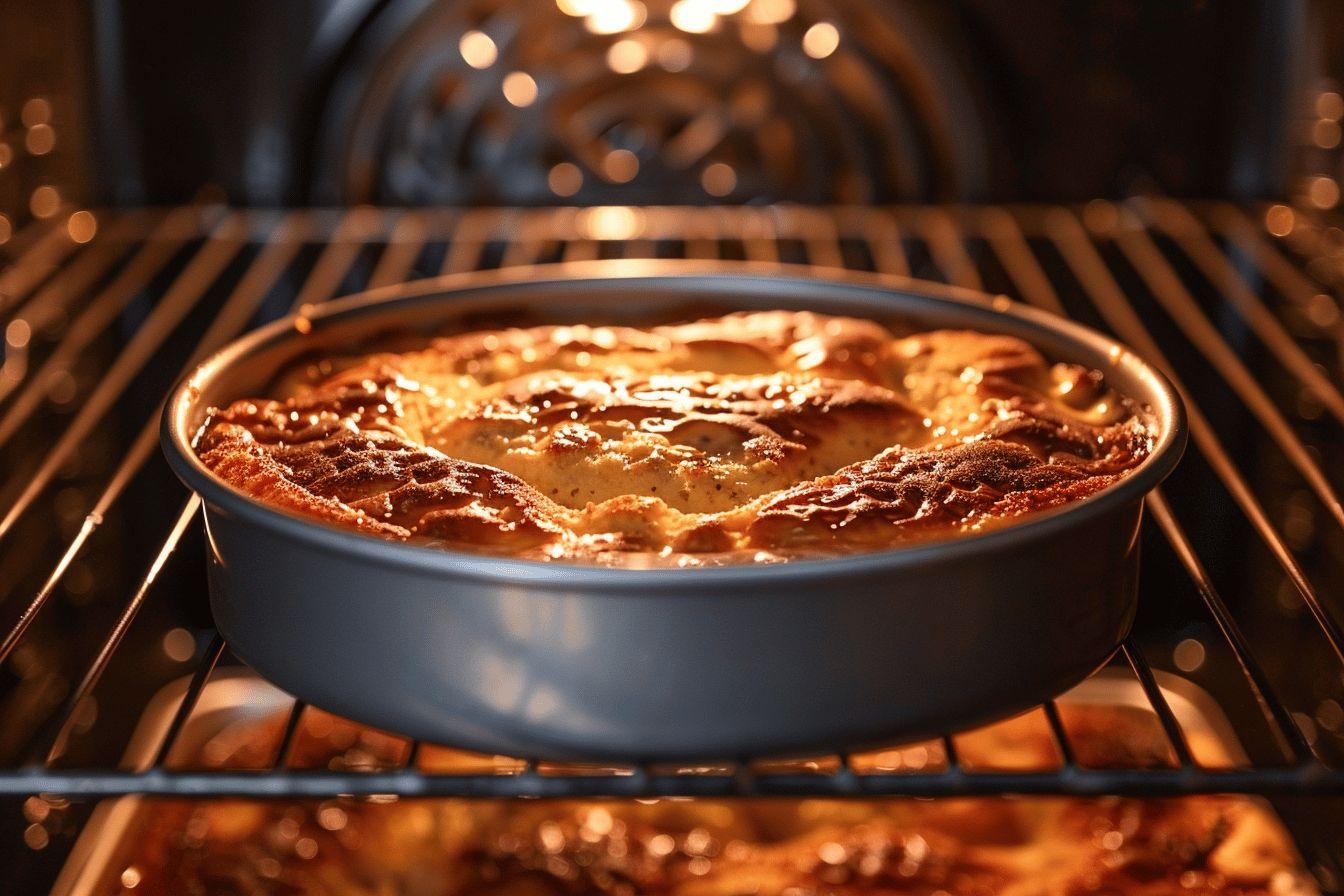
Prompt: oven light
<box><xmin>548</xmin><ymin>163</ymin><xmax>583</xmax><ymax>197</ymax></box>
<box><xmin>459</xmin><ymin>30</ymin><xmax>498</xmax><ymax>70</ymax></box>
<box><xmin>745</xmin><ymin>0</ymin><xmax>794</xmax><ymax>25</ymax></box>
<box><xmin>802</xmin><ymin>21</ymin><xmax>841</xmax><ymax>59</ymax></box>
<box><xmin>20</xmin><ymin>97</ymin><xmax>51</xmax><ymax>128</ymax></box>
<box><xmin>556</xmin><ymin>0</ymin><xmax>599</xmax><ymax>15</ymax></box>
<box><xmin>607</xmin><ymin>38</ymin><xmax>649</xmax><ymax>73</ymax></box>
<box><xmin>25</xmin><ymin>123</ymin><xmax>56</xmax><ymax>156</ymax></box>
<box><xmin>1172</xmin><ymin>638</ymin><xmax>1205</xmax><ymax>673</ymax></box>
<box><xmin>162</xmin><ymin>627</ymin><xmax>196</xmax><ymax>662</ymax></box>
<box><xmin>1316</xmin><ymin>90</ymin><xmax>1344</xmax><ymax>121</ymax></box>
<box><xmin>670</xmin><ymin>0</ymin><xmax>717</xmax><ymax>34</ymax></box>
<box><xmin>656</xmin><ymin>38</ymin><xmax>693</xmax><ymax>72</ymax></box>
<box><xmin>3</xmin><ymin>319</ymin><xmax>26</xmax><ymax>350</ymax></box>
<box><xmin>502</xmin><ymin>72</ymin><xmax>539</xmax><ymax>108</ymax></box>
<box><xmin>586</xmin><ymin>0</ymin><xmax>646</xmax><ymax>34</ymax></box>
<box><xmin>739</xmin><ymin>22</ymin><xmax>777</xmax><ymax>52</ymax></box>
<box><xmin>1313</xmin><ymin>119</ymin><xmax>1341</xmax><ymax>149</ymax></box>
<box><xmin>1307</xmin><ymin>176</ymin><xmax>1340</xmax><ymax>210</ymax></box>
<box><xmin>67</xmin><ymin>210</ymin><xmax>97</xmax><ymax>244</ymax></box>
<box><xmin>29</xmin><ymin>185</ymin><xmax>61</xmax><ymax>219</ymax></box>
<box><xmin>709</xmin><ymin>0</ymin><xmax>751</xmax><ymax>14</ymax></box>
<box><xmin>602</xmin><ymin>149</ymin><xmax>640</xmax><ymax>183</ymax></box>
<box><xmin>1264</xmin><ymin>204</ymin><xmax>1295</xmax><ymax>237</ymax></box>
<box><xmin>702</xmin><ymin>162</ymin><xmax>736</xmax><ymax>197</ymax></box>
<box><xmin>578</xmin><ymin>206</ymin><xmax>646</xmax><ymax>240</ymax></box>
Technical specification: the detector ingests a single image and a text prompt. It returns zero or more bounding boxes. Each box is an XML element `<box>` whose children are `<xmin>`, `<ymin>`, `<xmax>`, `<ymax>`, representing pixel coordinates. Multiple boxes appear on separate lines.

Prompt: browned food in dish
<box><xmin>106</xmin><ymin>702</ymin><xmax>1314</xmax><ymax>896</ymax></box>
<box><xmin>195</xmin><ymin>312</ymin><xmax>1155</xmax><ymax>564</ymax></box>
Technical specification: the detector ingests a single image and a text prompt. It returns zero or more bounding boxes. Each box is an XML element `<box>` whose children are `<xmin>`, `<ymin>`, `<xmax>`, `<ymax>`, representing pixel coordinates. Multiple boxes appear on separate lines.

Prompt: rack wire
<box><xmin>0</xmin><ymin>201</ymin><xmax>1342</xmax><ymax>803</ymax></box>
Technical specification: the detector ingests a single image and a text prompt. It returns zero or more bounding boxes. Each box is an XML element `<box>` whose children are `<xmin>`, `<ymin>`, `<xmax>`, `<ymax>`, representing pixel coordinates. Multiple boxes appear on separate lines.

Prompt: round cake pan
<box><xmin>162</xmin><ymin>260</ymin><xmax>1186</xmax><ymax>761</ymax></box>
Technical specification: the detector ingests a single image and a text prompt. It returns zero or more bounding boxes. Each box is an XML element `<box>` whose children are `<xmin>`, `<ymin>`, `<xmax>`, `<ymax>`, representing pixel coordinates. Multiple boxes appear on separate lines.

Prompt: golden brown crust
<box><xmin>196</xmin><ymin>312</ymin><xmax>1155</xmax><ymax>564</ymax></box>
<box><xmin>744</xmin><ymin>440</ymin><xmax>1122</xmax><ymax>551</ymax></box>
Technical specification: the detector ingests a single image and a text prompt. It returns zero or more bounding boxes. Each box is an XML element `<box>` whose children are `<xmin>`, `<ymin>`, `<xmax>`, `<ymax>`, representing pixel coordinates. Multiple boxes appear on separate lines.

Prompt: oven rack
<box><xmin>0</xmin><ymin>201</ymin><xmax>1343</xmax><ymax>801</ymax></box>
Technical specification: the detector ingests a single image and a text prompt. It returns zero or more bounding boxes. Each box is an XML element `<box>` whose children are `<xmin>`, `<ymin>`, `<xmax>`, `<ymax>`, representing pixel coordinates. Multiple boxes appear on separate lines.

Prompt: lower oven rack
<box><xmin>0</xmin><ymin>200</ymin><xmax>1342</xmax><ymax>805</ymax></box>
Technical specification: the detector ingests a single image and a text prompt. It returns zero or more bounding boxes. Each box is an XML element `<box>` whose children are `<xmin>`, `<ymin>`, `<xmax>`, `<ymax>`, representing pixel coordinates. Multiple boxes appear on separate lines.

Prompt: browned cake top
<box><xmin>196</xmin><ymin>311</ymin><xmax>1155</xmax><ymax>565</ymax></box>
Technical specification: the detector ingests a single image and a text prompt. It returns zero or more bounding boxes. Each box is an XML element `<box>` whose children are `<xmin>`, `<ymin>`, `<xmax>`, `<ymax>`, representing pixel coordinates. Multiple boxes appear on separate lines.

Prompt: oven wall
<box><xmin>82</xmin><ymin>0</ymin><xmax>1304</xmax><ymax>207</ymax></box>
<box><xmin>0</xmin><ymin>0</ymin><xmax>97</xmax><ymax>236</ymax></box>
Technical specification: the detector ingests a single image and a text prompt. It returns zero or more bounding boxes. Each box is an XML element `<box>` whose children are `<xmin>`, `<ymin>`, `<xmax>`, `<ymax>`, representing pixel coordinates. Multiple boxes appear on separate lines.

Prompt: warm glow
<box><xmin>1317</xmin><ymin>91</ymin><xmax>1344</xmax><ymax>121</ymax></box>
<box><xmin>0</xmin><ymin>143</ymin><xmax>10</xmax><ymax>169</ymax></box>
<box><xmin>709</xmin><ymin>0</ymin><xmax>751</xmax><ymax>13</ymax></box>
<box><xmin>579</xmin><ymin>206</ymin><xmax>646</xmax><ymax>240</ymax></box>
<box><xmin>0</xmin><ymin>214</ymin><xmax>11</xmax><ymax>246</ymax></box>
<box><xmin>701</xmin><ymin>162</ymin><xmax>737</xmax><ymax>196</ymax></box>
<box><xmin>556</xmin><ymin>0</ymin><xmax>599</xmax><ymax>15</ymax></box>
<box><xmin>745</xmin><ymin>0</ymin><xmax>794</xmax><ymax>25</ymax></box>
<box><xmin>29</xmin><ymin>185</ymin><xmax>60</xmax><ymax>219</ymax></box>
<box><xmin>162</xmin><ymin>627</ymin><xmax>195</xmax><ymax>662</ymax></box>
<box><xmin>20</xmin><ymin>97</ymin><xmax>51</xmax><ymax>128</ymax></box>
<box><xmin>586</xmin><ymin>0</ymin><xmax>644</xmax><ymax>34</ymax></box>
<box><xmin>607</xmin><ymin>38</ymin><xmax>649</xmax><ymax>73</ymax></box>
<box><xmin>1306</xmin><ymin>293</ymin><xmax>1340</xmax><ymax>328</ymax></box>
<box><xmin>1173</xmin><ymin>638</ymin><xmax>1206</xmax><ymax>673</ymax></box>
<box><xmin>802</xmin><ymin>21</ymin><xmax>840</xmax><ymax>59</ymax></box>
<box><xmin>1314</xmin><ymin>119</ymin><xmax>1342</xmax><ymax>149</ymax></box>
<box><xmin>739</xmin><ymin>22</ymin><xmax>777</xmax><ymax>52</ymax></box>
<box><xmin>1308</xmin><ymin>176</ymin><xmax>1340</xmax><ymax>210</ymax></box>
<box><xmin>24</xmin><ymin>824</ymin><xmax>48</xmax><ymax>850</ymax></box>
<box><xmin>67</xmin><ymin>210</ymin><xmax>97</xmax><ymax>243</ymax></box>
<box><xmin>602</xmin><ymin>148</ymin><xmax>640</xmax><ymax>182</ymax></box>
<box><xmin>502</xmin><ymin>71</ymin><xmax>539</xmax><ymax>107</ymax></box>
<box><xmin>24</xmin><ymin>123</ymin><xmax>54</xmax><ymax>156</ymax></box>
<box><xmin>656</xmin><ymin>38</ymin><xmax>693</xmax><ymax>72</ymax></box>
<box><xmin>670</xmin><ymin>0</ymin><xmax>716</xmax><ymax>33</ymax></box>
<box><xmin>1264</xmin><ymin>204</ymin><xmax>1295</xmax><ymax>237</ymax></box>
<box><xmin>6</xmin><ymin>319</ymin><xmax>30</xmax><ymax>349</ymax></box>
<box><xmin>459</xmin><ymin>30</ymin><xmax>498</xmax><ymax>69</ymax></box>
<box><xmin>548</xmin><ymin>162</ymin><xmax>583</xmax><ymax>197</ymax></box>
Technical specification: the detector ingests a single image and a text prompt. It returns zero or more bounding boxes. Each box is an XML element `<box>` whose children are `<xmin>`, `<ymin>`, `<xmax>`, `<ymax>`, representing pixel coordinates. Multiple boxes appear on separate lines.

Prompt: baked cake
<box><xmin>195</xmin><ymin>311</ymin><xmax>1155</xmax><ymax>564</ymax></box>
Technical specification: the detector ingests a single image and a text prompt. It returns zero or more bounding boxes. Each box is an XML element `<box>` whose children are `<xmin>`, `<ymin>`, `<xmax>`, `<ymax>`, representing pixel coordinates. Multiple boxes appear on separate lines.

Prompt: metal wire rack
<box><xmin>0</xmin><ymin>201</ymin><xmax>1343</xmax><ymax>805</ymax></box>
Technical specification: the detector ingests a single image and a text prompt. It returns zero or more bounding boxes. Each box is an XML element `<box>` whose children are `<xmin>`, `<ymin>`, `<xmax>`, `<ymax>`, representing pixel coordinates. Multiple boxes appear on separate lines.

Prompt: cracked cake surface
<box><xmin>195</xmin><ymin>311</ymin><xmax>1155</xmax><ymax>565</ymax></box>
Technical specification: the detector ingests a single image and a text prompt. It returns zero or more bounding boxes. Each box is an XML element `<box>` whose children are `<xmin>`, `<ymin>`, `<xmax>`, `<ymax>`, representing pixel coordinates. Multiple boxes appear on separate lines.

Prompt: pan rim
<box><xmin>161</xmin><ymin>259</ymin><xmax>1186</xmax><ymax>589</ymax></box>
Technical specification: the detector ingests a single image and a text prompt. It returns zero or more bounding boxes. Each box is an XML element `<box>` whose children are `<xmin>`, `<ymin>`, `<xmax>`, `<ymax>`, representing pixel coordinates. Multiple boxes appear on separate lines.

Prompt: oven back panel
<box><xmin>89</xmin><ymin>0</ymin><xmax>1297</xmax><ymax>206</ymax></box>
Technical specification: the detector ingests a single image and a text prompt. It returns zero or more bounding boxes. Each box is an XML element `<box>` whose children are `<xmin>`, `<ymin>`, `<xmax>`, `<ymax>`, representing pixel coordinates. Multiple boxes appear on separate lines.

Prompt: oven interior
<box><xmin>2</xmin><ymin>0</ymin><xmax>1344</xmax><ymax>892</ymax></box>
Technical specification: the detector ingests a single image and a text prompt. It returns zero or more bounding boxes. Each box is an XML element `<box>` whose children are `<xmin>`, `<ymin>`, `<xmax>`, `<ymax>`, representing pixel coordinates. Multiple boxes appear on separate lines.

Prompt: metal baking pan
<box><xmin>161</xmin><ymin>260</ymin><xmax>1186</xmax><ymax>761</ymax></box>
